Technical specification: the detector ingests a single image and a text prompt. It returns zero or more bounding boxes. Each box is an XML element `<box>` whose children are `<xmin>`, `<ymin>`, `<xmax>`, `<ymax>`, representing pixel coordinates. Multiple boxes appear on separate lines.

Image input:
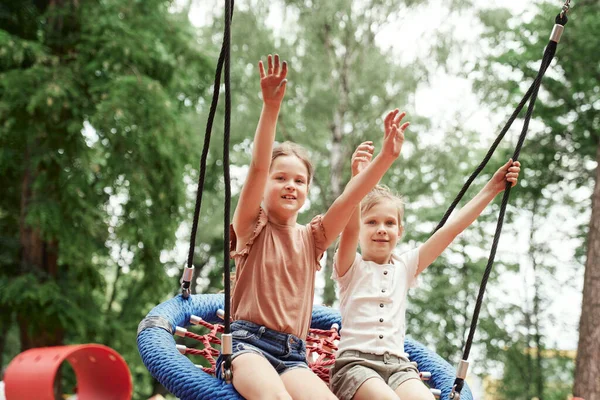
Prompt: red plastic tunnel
<box><xmin>4</xmin><ymin>344</ymin><xmax>132</xmax><ymax>400</ymax></box>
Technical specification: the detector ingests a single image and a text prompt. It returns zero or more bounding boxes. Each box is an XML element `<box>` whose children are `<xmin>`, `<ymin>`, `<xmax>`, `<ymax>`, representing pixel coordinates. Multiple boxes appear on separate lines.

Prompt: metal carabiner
<box><xmin>561</xmin><ymin>0</ymin><xmax>571</xmax><ymax>19</ymax></box>
<box><xmin>449</xmin><ymin>384</ymin><xmax>461</xmax><ymax>400</ymax></box>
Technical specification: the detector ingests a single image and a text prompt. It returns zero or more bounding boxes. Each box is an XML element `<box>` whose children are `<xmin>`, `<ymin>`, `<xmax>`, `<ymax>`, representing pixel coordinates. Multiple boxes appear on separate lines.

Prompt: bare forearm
<box><xmin>322</xmin><ymin>154</ymin><xmax>395</xmax><ymax>245</ymax></box>
<box><xmin>234</xmin><ymin>104</ymin><xmax>280</xmax><ymax>233</ymax></box>
<box><xmin>418</xmin><ymin>184</ymin><xmax>498</xmax><ymax>274</ymax></box>
<box><xmin>447</xmin><ymin>184</ymin><xmax>498</xmax><ymax>235</ymax></box>
<box><xmin>336</xmin><ymin>154</ymin><xmax>392</xmax><ymax>212</ymax></box>
<box><xmin>339</xmin><ymin>206</ymin><xmax>360</xmax><ymax>250</ymax></box>
<box><xmin>251</xmin><ymin>104</ymin><xmax>281</xmax><ymax>170</ymax></box>
<box><xmin>335</xmin><ymin>206</ymin><xmax>360</xmax><ymax>276</ymax></box>
<box><xmin>342</xmin><ymin>206</ymin><xmax>360</xmax><ymax>238</ymax></box>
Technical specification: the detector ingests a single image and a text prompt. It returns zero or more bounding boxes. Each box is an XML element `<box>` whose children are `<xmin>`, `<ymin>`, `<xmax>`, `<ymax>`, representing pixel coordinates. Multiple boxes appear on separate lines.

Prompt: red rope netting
<box><xmin>174</xmin><ymin>316</ymin><xmax>339</xmax><ymax>383</ymax></box>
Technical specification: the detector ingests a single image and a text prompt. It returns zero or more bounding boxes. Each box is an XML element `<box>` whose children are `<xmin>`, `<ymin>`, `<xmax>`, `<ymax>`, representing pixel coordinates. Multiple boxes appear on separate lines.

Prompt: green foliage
<box><xmin>199</xmin><ymin>0</ymin><xmax>523</xmax><ymax>383</ymax></box>
<box><xmin>475</xmin><ymin>1</ymin><xmax>600</xmax><ymax>397</ymax></box>
<box><xmin>498</xmin><ymin>343</ymin><xmax>575</xmax><ymax>400</ymax></box>
<box><xmin>3</xmin><ymin>0</ymin><xmax>591</xmax><ymax>398</ymax></box>
<box><xmin>0</xmin><ymin>0</ymin><xmax>212</xmax><ymax>398</ymax></box>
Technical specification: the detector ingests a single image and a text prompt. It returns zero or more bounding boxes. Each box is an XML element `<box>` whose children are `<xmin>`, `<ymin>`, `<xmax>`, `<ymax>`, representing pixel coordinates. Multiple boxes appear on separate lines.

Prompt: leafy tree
<box><xmin>476</xmin><ymin>2</ymin><xmax>599</xmax><ymax>398</ymax></box>
<box><xmin>198</xmin><ymin>0</ymin><xmax>521</xmax><ymax>379</ymax></box>
<box><xmin>0</xmin><ymin>0</ymin><xmax>212</xmax><ymax>397</ymax></box>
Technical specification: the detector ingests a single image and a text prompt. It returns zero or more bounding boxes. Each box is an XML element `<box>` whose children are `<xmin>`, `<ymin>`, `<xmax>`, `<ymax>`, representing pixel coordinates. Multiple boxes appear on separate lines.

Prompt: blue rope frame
<box><xmin>137</xmin><ymin>294</ymin><xmax>473</xmax><ymax>400</ymax></box>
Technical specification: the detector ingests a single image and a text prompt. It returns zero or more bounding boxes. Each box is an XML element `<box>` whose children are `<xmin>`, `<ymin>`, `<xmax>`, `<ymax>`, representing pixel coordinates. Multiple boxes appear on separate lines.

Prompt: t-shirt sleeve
<box><xmin>230</xmin><ymin>208</ymin><xmax>268</xmax><ymax>259</ymax></box>
<box><xmin>400</xmin><ymin>247</ymin><xmax>420</xmax><ymax>288</ymax></box>
<box><xmin>331</xmin><ymin>252</ymin><xmax>361</xmax><ymax>286</ymax></box>
<box><xmin>309</xmin><ymin>214</ymin><xmax>328</xmax><ymax>270</ymax></box>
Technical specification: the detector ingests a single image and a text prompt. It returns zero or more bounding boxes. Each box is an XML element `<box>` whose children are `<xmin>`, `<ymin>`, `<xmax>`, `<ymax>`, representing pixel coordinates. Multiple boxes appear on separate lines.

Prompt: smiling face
<box><xmin>263</xmin><ymin>155</ymin><xmax>309</xmax><ymax>223</ymax></box>
<box><xmin>359</xmin><ymin>201</ymin><xmax>404</xmax><ymax>264</ymax></box>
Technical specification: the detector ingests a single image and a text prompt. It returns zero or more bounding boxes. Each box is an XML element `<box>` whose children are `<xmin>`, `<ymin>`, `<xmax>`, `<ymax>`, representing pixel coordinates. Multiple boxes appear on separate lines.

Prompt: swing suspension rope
<box><xmin>181</xmin><ymin>0</ymin><xmax>236</xmax><ymax>380</ymax></box>
<box><xmin>169</xmin><ymin>1</ymin><xmax>458</xmax><ymax>393</ymax></box>
<box><xmin>178</xmin><ymin>0</ymin><xmax>571</xmax><ymax>396</ymax></box>
<box><xmin>433</xmin><ymin>3</ymin><xmax>571</xmax><ymax>398</ymax></box>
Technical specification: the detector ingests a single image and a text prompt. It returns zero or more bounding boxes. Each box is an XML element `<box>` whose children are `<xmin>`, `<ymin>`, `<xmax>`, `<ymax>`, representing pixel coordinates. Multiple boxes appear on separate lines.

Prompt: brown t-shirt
<box><xmin>230</xmin><ymin>208</ymin><xmax>328</xmax><ymax>339</ymax></box>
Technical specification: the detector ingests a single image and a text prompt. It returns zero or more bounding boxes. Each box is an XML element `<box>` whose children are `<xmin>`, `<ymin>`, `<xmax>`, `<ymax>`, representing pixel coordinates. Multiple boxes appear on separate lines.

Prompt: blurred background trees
<box><xmin>1</xmin><ymin>0</ymin><xmax>596</xmax><ymax>398</ymax></box>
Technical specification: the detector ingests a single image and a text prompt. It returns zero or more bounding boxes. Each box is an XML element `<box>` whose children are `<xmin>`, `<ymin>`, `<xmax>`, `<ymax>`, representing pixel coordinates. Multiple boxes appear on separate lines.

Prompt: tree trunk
<box><xmin>573</xmin><ymin>142</ymin><xmax>600</xmax><ymax>400</ymax></box>
<box><xmin>530</xmin><ymin>203</ymin><xmax>544</xmax><ymax>400</ymax></box>
<box><xmin>321</xmin><ymin>22</ymin><xmax>351</xmax><ymax>306</ymax></box>
<box><xmin>18</xmin><ymin>146</ymin><xmax>64</xmax><ymax>350</ymax></box>
<box><xmin>0</xmin><ymin>308</ymin><xmax>10</xmax><ymax>370</ymax></box>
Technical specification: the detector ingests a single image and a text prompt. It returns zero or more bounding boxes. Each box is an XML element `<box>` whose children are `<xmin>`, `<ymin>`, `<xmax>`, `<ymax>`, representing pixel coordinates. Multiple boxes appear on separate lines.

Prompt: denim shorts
<box><xmin>216</xmin><ymin>320</ymin><xmax>309</xmax><ymax>378</ymax></box>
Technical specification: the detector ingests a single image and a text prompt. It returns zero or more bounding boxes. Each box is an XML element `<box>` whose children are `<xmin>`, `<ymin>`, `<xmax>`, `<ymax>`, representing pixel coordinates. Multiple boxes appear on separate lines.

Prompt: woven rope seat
<box><xmin>137</xmin><ymin>293</ymin><xmax>473</xmax><ymax>400</ymax></box>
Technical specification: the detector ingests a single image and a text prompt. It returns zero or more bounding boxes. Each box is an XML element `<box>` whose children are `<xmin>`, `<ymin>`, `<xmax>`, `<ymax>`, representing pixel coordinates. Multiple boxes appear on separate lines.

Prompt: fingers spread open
<box><xmin>393</xmin><ymin>111</ymin><xmax>407</xmax><ymax>126</ymax></box>
<box><xmin>384</xmin><ymin>109</ymin><xmax>397</xmax><ymax>131</ymax></box>
<box><xmin>355</xmin><ymin>150</ymin><xmax>373</xmax><ymax>158</ymax></box>
<box><xmin>274</xmin><ymin>54</ymin><xmax>280</xmax><ymax>75</ymax></box>
<box><xmin>267</xmin><ymin>54</ymin><xmax>274</xmax><ymax>74</ymax></box>
<box><xmin>398</xmin><ymin>121</ymin><xmax>410</xmax><ymax>132</ymax></box>
<box><xmin>357</xmin><ymin>144</ymin><xmax>374</xmax><ymax>153</ymax></box>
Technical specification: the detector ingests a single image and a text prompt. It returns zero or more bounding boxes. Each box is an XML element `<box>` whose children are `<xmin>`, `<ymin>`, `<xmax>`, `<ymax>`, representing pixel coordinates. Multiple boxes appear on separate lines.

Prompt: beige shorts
<box><xmin>330</xmin><ymin>350</ymin><xmax>421</xmax><ymax>400</ymax></box>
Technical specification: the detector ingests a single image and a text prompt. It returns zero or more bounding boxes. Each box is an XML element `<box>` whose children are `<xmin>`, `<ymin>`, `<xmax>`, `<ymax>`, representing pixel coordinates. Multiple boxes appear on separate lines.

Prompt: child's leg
<box><xmin>393</xmin><ymin>378</ymin><xmax>435</xmax><ymax>400</ymax></box>
<box><xmin>280</xmin><ymin>368</ymin><xmax>337</xmax><ymax>400</ymax></box>
<box><xmin>352</xmin><ymin>377</ymin><xmax>399</xmax><ymax>400</ymax></box>
<box><xmin>231</xmin><ymin>352</ymin><xmax>292</xmax><ymax>400</ymax></box>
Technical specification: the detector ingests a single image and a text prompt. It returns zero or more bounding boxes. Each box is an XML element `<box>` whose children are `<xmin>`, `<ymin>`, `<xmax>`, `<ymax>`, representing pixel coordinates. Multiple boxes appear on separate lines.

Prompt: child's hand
<box><xmin>351</xmin><ymin>141</ymin><xmax>374</xmax><ymax>176</ymax></box>
<box><xmin>258</xmin><ymin>54</ymin><xmax>288</xmax><ymax>107</ymax></box>
<box><xmin>381</xmin><ymin>109</ymin><xmax>410</xmax><ymax>160</ymax></box>
<box><xmin>488</xmin><ymin>159</ymin><xmax>521</xmax><ymax>193</ymax></box>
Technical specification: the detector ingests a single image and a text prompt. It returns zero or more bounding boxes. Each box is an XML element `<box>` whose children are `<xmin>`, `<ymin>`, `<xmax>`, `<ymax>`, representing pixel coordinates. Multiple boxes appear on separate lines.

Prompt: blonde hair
<box><xmin>361</xmin><ymin>185</ymin><xmax>405</xmax><ymax>226</ymax></box>
<box><xmin>271</xmin><ymin>141</ymin><xmax>314</xmax><ymax>183</ymax></box>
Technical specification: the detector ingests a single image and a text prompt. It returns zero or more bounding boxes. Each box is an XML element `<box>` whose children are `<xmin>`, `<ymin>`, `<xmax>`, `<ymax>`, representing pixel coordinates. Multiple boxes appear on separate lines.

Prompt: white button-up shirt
<box><xmin>332</xmin><ymin>248</ymin><xmax>420</xmax><ymax>357</ymax></box>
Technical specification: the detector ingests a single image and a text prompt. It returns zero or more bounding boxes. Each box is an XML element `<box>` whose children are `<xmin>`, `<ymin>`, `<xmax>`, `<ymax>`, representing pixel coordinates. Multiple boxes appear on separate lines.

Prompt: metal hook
<box><xmin>560</xmin><ymin>0</ymin><xmax>571</xmax><ymax>18</ymax></box>
<box><xmin>449</xmin><ymin>384</ymin><xmax>461</xmax><ymax>400</ymax></box>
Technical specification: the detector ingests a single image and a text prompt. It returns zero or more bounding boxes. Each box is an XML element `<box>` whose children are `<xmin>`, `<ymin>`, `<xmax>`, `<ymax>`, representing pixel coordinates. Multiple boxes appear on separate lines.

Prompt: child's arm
<box><xmin>232</xmin><ymin>54</ymin><xmax>288</xmax><ymax>241</ymax></box>
<box><xmin>417</xmin><ymin>159</ymin><xmax>521</xmax><ymax>275</ymax></box>
<box><xmin>335</xmin><ymin>141</ymin><xmax>375</xmax><ymax>278</ymax></box>
<box><xmin>321</xmin><ymin>110</ymin><xmax>409</xmax><ymax>250</ymax></box>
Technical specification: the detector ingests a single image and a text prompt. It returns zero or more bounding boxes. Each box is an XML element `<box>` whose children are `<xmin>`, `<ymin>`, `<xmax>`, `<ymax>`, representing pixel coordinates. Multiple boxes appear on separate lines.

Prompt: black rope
<box><xmin>185</xmin><ymin>0</ymin><xmax>234</xmax><ymax>327</ymax></box>
<box><xmin>186</xmin><ymin>12</ymin><xmax>232</xmax><ymax>272</ymax></box>
<box><xmin>222</xmin><ymin>0</ymin><xmax>234</xmax><ymax>373</ymax></box>
<box><xmin>450</xmin><ymin>13</ymin><xmax>567</xmax><ymax>398</ymax></box>
<box><xmin>435</xmin><ymin>15</ymin><xmax>568</xmax><ymax>235</ymax></box>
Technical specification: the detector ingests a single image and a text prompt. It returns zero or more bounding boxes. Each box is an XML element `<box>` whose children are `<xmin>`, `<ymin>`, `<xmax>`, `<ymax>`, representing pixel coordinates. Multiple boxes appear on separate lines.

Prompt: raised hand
<box><xmin>381</xmin><ymin>109</ymin><xmax>410</xmax><ymax>159</ymax></box>
<box><xmin>488</xmin><ymin>159</ymin><xmax>521</xmax><ymax>194</ymax></box>
<box><xmin>258</xmin><ymin>54</ymin><xmax>288</xmax><ymax>107</ymax></box>
<box><xmin>351</xmin><ymin>141</ymin><xmax>374</xmax><ymax>176</ymax></box>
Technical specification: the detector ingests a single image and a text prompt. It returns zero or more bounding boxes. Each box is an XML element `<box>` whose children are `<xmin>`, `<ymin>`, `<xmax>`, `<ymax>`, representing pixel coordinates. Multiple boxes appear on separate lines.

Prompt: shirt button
<box><xmin>380</xmin><ymin>303</ymin><xmax>384</xmax><ymax>308</ymax></box>
<box><xmin>380</xmin><ymin>318</ymin><xmax>384</xmax><ymax>323</ymax></box>
<box><xmin>381</xmin><ymin>289</ymin><xmax>386</xmax><ymax>293</ymax></box>
<box><xmin>383</xmin><ymin>271</ymin><xmax>388</xmax><ymax>275</ymax></box>
<box><xmin>379</xmin><ymin>334</ymin><xmax>384</xmax><ymax>339</ymax></box>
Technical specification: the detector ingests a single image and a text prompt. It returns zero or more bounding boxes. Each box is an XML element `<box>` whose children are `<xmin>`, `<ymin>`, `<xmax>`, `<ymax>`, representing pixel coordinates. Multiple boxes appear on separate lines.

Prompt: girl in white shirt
<box><xmin>330</xmin><ymin>135</ymin><xmax>521</xmax><ymax>400</ymax></box>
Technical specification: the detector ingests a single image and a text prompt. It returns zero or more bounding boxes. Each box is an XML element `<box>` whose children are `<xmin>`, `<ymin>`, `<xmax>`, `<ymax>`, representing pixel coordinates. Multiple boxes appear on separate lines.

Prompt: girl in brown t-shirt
<box><xmin>216</xmin><ymin>53</ymin><xmax>410</xmax><ymax>400</ymax></box>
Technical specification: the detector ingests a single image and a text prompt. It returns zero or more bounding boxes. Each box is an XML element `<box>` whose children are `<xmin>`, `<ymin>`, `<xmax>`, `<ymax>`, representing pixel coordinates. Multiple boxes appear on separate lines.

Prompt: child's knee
<box><xmin>256</xmin><ymin>389</ymin><xmax>292</xmax><ymax>400</ymax></box>
<box><xmin>320</xmin><ymin>392</ymin><xmax>338</xmax><ymax>400</ymax></box>
<box><xmin>405</xmin><ymin>389</ymin><xmax>435</xmax><ymax>400</ymax></box>
<box><xmin>272</xmin><ymin>391</ymin><xmax>293</xmax><ymax>400</ymax></box>
<box><xmin>395</xmin><ymin>379</ymin><xmax>435</xmax><ymax>400</ymax></box>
